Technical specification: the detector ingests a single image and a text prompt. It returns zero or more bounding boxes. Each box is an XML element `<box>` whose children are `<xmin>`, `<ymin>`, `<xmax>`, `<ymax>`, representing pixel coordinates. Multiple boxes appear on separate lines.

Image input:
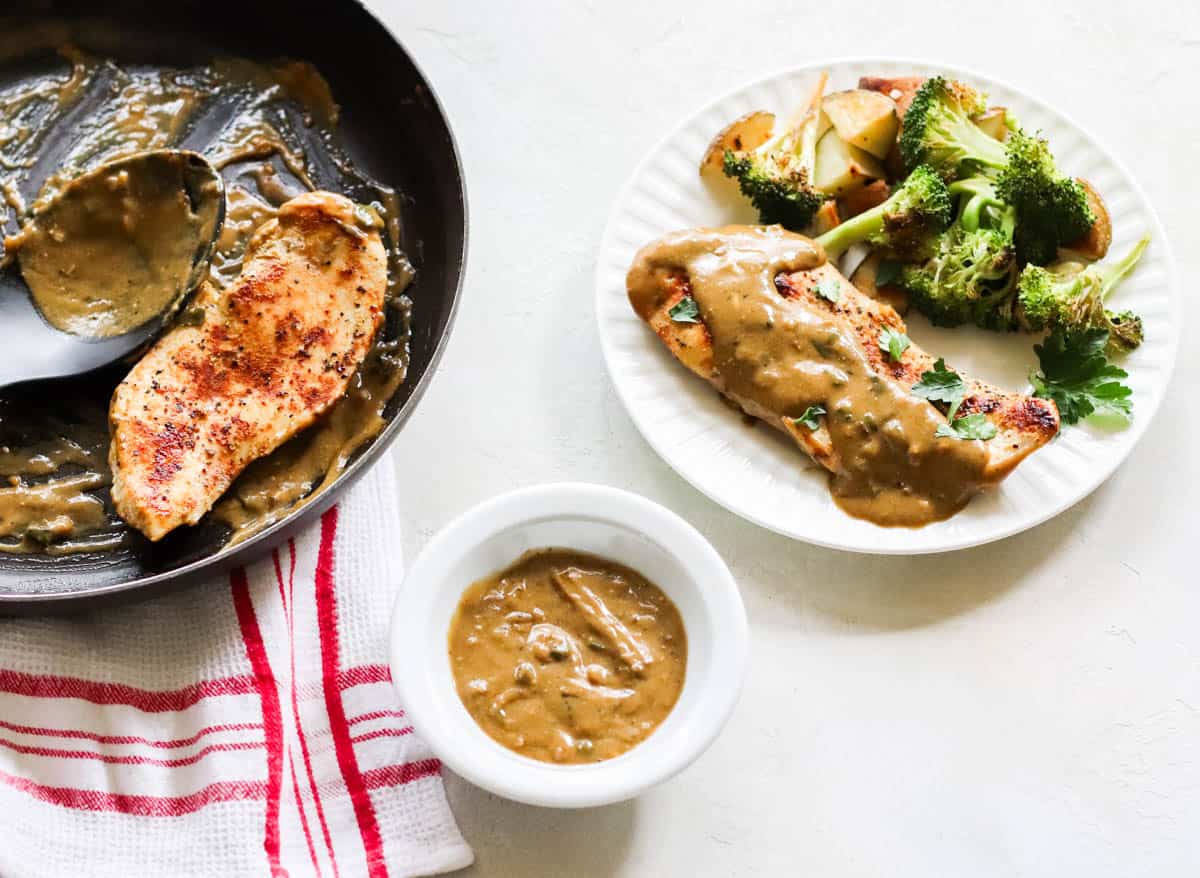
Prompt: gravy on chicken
<box><xmin>627</xmin><ymin>226</ymin><xmax>990</xmax><ymax>526</ymax></box>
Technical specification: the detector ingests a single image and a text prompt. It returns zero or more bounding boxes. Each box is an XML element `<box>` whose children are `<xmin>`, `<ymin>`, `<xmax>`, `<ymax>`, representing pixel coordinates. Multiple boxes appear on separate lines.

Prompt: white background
<box><xmin>371</xmin><ymin>1</ymin><xmax>1199</xmax><ymax>874</ymax></box>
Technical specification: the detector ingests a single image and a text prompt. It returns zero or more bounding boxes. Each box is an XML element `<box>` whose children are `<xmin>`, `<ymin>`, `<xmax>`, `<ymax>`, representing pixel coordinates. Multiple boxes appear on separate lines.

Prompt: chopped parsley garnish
<box><xmin>935</xmin><ymin>413</ymin><xmax>997</xmax><ymax>441</ymax></box>
<box><xmin>668</xmin><ymin>297</ymin><xmax>700</xmax><ymax>323</ymax></box>
<box><xmin>794</xmin><ymin>405</ymin><xmax>826</xmax><ymax>431</ymax></box>
<box><xmin>878</xmin><ymin>327</ymin><xmax>911</xmax><ymax>362</ymax></box>
<box><xmin>874</xmin><ymin>259</ymin><xmax>902</xmax><ymax>287</ymax></box>
<box><xmin>912</xmin><ymin>358</ymin><xmax>966</xmax><ymax>412</ymax></box>
<box><xmin>1030</xmin><ymin>328</ymin><xmax>1133</xmax><ymax>426</ymax></box>
<box><xmin>815</xmin><ymin>278</ymin><xmax>842</xmax><ymax>303</ymax></box>
<box><xmin>913</xmin><ymin>358</ymin><xmax>993</xmax><ymax>439</ymax></box>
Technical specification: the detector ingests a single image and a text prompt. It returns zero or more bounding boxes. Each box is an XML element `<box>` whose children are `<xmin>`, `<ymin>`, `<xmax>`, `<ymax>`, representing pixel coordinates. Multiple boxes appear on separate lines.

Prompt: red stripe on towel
<box><xmin>0</xmin><ymin>670</ymin><xmax>257</xmax><ymax>711</ymax></box>
<box><xmin>347</xmin><ymin>710</ymin><xmax>406</xmax><ymax>726</ymax></box>
<box><xmin>274</xmin><ymin>549</ymin><xmax>324</xmax><ymax>878</ymax></box>
<box><xmin>232</xmin><ymin>569</ymin><xmax>287</xmax><ymax>877</ymax></box>
<box><xmin>334</xmin><ymin>664</ymin><xmax>391</xmax><ymax>689</ymax></box>
<box><xmin>349</xmin><ymin>727</ymin><xmax>414</xmax><ymax>746</ymax></box>
<box><xmin>289</xmin><ymin>751</ymin><xmax>323</xmax><ymax>878</ymax></box>
<box><xmin>361</xmin><ymin>760</ymin><xmax>442</xmax><ymax>790</ymax></box>
<box><xmin>275</xmin><ymin>551</ymin><xmax>323</xmax><ymax>878</ymax></box>
<box><xmin>315</xmin><ymin>507</ymin><xmax>389</xmax><ymax>878</ymax></box>
<box><xmin>0</xmin><ymin>766</ymin><xmax>265</xmax><ymax>815</ymax></box>
<box><xmin>0</xmin><ymin>735</ymin><xmax>263</xmax><ymax>767</ymax></box>
<box><xmin>0</xmin><ymin>719</ymin><xmax>261</xmax><ymax>749</ymax></box>
<box><xmin>287</xmin><ymin>537</ymin><xmax>341</xmax><ymax>878</ymax></box>
<box><xmin>273</xmin><ymin>548</ymin><xmax>288</xmax><ymax>610</ymax></box>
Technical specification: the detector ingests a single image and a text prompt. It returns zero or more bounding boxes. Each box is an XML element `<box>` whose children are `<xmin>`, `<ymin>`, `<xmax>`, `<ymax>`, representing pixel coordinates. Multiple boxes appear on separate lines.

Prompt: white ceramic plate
<box><xmin>596</xmin><ymin>58</ymin><xmax>1179</xmax><ymax>554</ymax></box>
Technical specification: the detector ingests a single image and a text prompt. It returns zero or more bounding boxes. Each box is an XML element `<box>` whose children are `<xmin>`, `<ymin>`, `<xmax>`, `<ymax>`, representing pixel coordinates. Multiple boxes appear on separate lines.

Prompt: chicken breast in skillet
<box><xmin>627</xmin><ymin>225</ymin><xmax>1060</xmax><ymax>527</ymax></box>
<box><xmin>109</xmin><ymin>190</ymin><xmax>386</xmax><ymax>541</ymax></box>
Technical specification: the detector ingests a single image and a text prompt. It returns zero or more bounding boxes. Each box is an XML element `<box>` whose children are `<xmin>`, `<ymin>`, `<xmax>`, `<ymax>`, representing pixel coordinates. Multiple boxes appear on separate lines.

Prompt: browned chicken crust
<box><xmin>109</xmin><ymin>191</ymin><xmax>386</xmax><ymax>540</ymax></box>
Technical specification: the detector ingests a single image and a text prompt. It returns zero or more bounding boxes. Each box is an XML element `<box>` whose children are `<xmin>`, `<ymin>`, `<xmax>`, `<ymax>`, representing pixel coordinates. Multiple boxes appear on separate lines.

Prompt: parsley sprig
<box><xmin>935</xmin><ymin>413</ymin><xmax>995</xmax><ymax>440</ymax></box>
<box><xmin>1030</xmin><ymin>328</ymin><xmax>1132</xmax><ymax>425</ymax></box>
<box><xmin>912</xmin><ymin>358</ymin><xmax>997</xmax><ymax>441</ymax></box>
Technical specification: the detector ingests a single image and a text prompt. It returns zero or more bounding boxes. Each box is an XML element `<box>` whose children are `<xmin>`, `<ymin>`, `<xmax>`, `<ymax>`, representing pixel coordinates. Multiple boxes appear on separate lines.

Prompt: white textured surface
<box><xmin>371</xmin><ymin>0</ymin><xmax>1199</xmax><ymax>874</ymax></box>
<box><xmin>596</xmin><ymin>59</ymin><xmax>1178</xmax><ymax>553</ymax></box>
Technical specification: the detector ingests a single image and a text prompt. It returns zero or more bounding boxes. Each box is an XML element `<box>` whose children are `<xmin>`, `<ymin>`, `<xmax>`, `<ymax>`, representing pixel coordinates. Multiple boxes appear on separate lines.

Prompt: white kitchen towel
<box><xmin>0</xmin><ymin>458</ymin><xmax>473</xmax><ymax>877</ymax></box>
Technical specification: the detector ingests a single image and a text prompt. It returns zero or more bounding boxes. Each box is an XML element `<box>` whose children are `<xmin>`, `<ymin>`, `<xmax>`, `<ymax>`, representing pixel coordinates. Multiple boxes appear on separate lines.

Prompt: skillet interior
<box><xmin>0</xmin><ymin>0</ymin><xmax>466</xmax><ymax>608</ymax></box>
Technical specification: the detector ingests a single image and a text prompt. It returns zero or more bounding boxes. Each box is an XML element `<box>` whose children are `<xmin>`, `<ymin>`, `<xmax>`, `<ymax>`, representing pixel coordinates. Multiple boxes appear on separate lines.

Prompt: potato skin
<box><xmin>810</xmin><ymin>200</ymin><xmax>841</xmax><ymax>235</ymax></box>
<box><xmin>821</xmin><ymin>89</ymin><xmax>899</xmax><ymax>159</ymax></box>
<box><xmin>974</xmin><ymin>106</ymin><xmax>1010</xmax><ymax>141</ymax></box>
<box><xmin>838</xmin><ymin>179</ymin><xmax>890</xmax><ymax>220</ymax></box>
<box><xmin>700</xmin><ymin>110</ymin><xmax>775</xmax><ymax>175</ymax></box>
<box><xmin>1062</xmin><ymin>179</ymin><xmax>1111</xmax><ymax>261</ymax></box>
<box><xmin>859</xmin><ymin>76</ymin><xmax>925</xmax><ymax>180</ymax></box>
<box><xmin>858</xmin><ymin>76</ymin><xmax>924</xmax><ymax>117</ymax></box>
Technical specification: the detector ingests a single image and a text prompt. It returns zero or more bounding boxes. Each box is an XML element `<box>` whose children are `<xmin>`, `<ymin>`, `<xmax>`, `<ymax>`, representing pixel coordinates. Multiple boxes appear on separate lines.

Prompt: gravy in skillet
<box><xmin>0</xmin><ymin>47</ymin><xmax>412</xmax><ymax>554</ymax></box>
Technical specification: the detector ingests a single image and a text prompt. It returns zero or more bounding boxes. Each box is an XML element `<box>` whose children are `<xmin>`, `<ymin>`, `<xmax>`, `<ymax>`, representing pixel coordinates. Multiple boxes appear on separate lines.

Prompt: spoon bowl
<box><xmin>0</xmin><ymin>149</ymin><xmax>224</xmax><ymax>389</ymax></box>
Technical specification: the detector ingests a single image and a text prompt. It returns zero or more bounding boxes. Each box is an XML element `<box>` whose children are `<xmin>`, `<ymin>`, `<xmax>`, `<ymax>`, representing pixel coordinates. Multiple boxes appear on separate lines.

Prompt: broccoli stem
<box><xmin>796</xmin><ymin>107</ymin><xmax>822</xmax><ymax>171</ymax></box>
<box><xmin>752</xmin><ymin>126</ymin><xmax>793</xmax><ymax>161</ymax></box>
<box><xmin>960</xmin><ymin>194</ymin><xmax>987</xmax><ymax>232</ymax></box>
<box><xmin>949</xmin><ymin>178</ymin><xmax>1014</xmax><ymax>235</ymax></box>
<box><xmin>949</xmin><ymin>178</ymin><xmax>993</xmax><ymax>231</ymax></box>
<box><xmin>1097</xmin><ymin>235</ymin><xmax>1150</xmax><ymax>302</ymax></box>
<box><xmin>815</xmin><ymin>201</ymin><xmax>888</xmax><ymax>258</ymax></box>
<box><xmin>959</xmin><ymin>124</ymin><xmax>1007</xmax><ymax>170</ymax></box>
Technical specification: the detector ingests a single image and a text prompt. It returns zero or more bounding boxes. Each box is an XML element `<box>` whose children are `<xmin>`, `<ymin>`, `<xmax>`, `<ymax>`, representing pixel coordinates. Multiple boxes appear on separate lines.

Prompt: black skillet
<box><xmin>0</xmin><ymin>0</ymin><xmax>467</xmax><ymax>611</ymax></box>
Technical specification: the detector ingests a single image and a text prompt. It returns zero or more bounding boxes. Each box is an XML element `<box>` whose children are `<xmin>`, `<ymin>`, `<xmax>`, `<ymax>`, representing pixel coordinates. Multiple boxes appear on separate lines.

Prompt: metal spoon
<box><xmin>0</xmin><ymin>150</ymin><xmax>224</xmax><ymax>389</ymax></box>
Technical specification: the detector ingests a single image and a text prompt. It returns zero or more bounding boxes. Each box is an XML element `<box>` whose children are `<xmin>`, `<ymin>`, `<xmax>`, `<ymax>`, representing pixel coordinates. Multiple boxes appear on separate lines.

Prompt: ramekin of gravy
<box><xmin>389</xmin><ymin>483</ymin><xmax>747</xmax><ymax>808</ymax></box>
<box><xmin>449</xmin><ymin>549</ymin><xmax>687</xmax><ymax>765</ymax></box>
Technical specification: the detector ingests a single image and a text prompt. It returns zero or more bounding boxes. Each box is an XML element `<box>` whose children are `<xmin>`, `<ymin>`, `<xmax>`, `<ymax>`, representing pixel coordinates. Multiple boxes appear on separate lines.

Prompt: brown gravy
<box><xmin>627</xmin><ymin>225</ymin><xmax>989</xmax><ymax>526</ymax></box>
<box><xmin>448</xmin><ymin>549</ymin><xmax>687</xmax><ymax>765</ymax></box>
<box><xmin>0</xmin><ymin>48</ymin><xmax>413</xmax><ymax>554</ymax></box>
<box><xmin>0</xmin><ymin>399</ymin><xmax>127</xmax><ymax>554</ymax></box>
<box><xmin>7</xmin><ymin>151</ymin><xmax>220</xmax><ymax>337</ymax></box>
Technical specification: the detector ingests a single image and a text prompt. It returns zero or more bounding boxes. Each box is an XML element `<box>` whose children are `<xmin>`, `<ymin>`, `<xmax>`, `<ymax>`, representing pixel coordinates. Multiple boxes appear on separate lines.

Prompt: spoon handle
<box><xmin>0</xmin><ymin>275</ymin><xmax>136</xmax><ymax>389</ymax></box>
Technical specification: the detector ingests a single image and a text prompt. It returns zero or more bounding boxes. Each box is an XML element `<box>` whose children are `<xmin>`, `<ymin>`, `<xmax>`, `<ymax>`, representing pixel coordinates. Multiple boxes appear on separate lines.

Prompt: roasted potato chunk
<box><xmin>1061</xmin><ymin>179</ymin><xmax>1112</xmax><ymax>261</ymax></box>
<box><xmin>822</xmin><ymin>89</ymin><xmax>900</xmax><ymax>159</ymax></box>
<box><xmin>814</xmin><ymin>128</ymin><xmax>885</xmax><ymax>195</ymax></box>
<box><xmin>700</xmin><ymin>110</ymin><xmax>775</xmax><ymax>175</ymax></box>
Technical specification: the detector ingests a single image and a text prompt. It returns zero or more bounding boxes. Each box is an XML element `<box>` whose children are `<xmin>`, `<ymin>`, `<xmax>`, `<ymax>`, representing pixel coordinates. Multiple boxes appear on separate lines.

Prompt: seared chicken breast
<box><xmin>772</xmin><ymin>264</ymin><xmax>1059</xmax><ymax>483</ymax></box>
<box><xmin>628</xmin><ymin>226</ymin><xmax>1059</xmax><ymax>525</ymax></box>
<box><xmin>110</xmin><ymin>191</ymin><xmax>386</xmax><ymax>541</ymax></box>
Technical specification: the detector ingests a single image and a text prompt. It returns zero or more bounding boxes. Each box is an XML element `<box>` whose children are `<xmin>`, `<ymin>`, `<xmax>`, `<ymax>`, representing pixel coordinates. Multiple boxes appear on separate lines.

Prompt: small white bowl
<box><xmin>389</xmin><ymin>482</ymin><xmax>747</xmax><ymax>808</ymax></box>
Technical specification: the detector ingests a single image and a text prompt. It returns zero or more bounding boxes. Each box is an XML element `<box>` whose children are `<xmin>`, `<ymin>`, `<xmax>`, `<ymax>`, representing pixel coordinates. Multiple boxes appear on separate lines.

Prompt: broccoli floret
<box><xmin>949</xmin><ymin>176</ymin><xmax>1015</xmax><ymax>235</ymax></box>
<box><xmin>902</xmin><ymin>81</ymin><xmax>1094</xmax><ymax>265</ymax></box>
<box><xmin>722</xmin><ymin>108</ymin><xmax>826</xmax><ymax>229</ymax></box>
<box><xmin>814</xmin><ymin>164</ymin><xmax>951</xmax><ymax>260</ymax></box>
<box><xmin>899</xmin><ymin>77</ymin><xmax>1007</xmax><ymax>177</ymax></box>
<box><xmin>1016</xmin><ymin>235</ymin><xmax>1149</xmax><ymax>352</ymax></box>
<box><xmin>995</xmin><ymin>129</ymin><xmax>1094</xmax><ymax>265</ymax></box>
<box><xmin>899</xmin><ymin>225</ymin><xmax>1018</xmax><ymax>330</ymax></box>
